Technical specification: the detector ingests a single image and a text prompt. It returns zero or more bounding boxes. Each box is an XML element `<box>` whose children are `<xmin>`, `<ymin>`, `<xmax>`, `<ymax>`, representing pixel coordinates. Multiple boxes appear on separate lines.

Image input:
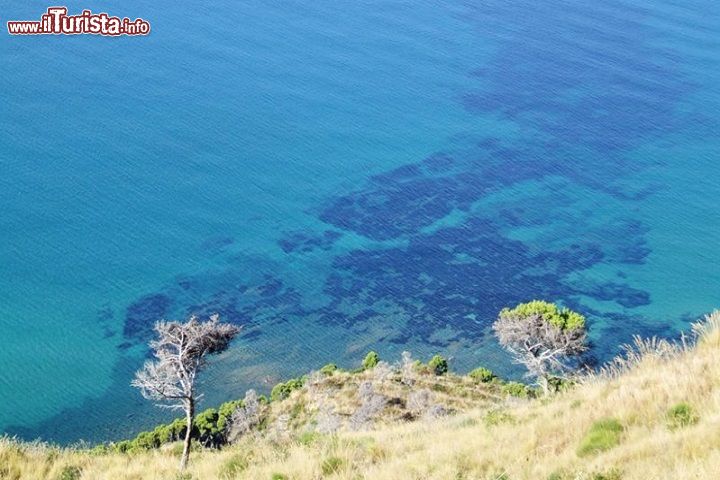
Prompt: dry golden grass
<box><xmin>3</xmin><ymin>312</ymin><xmax>719</xmax><ymax>480</ymax></box>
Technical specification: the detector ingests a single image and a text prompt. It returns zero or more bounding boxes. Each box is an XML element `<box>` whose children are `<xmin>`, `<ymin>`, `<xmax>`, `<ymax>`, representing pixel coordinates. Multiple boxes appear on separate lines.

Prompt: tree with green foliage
<box><xmin>131</xmin><ymin>314</ymin><xmax>240</xmax><ymax>471</ymax></box>
<box><xmin>493</xmin><ymin>301</ymin><xmax>587</xmax><ymax>395</ymax></box>
<box><xmin>270</xmin><ymin>377</ymin><xmax>305</xmax><ymax>401</ymax></box>
<box><xmin>195</xmin><ymin>408</ymin><xmax>223</xmax><ymax>447</ymax></box>
<box><xmin>502</xmin><ymin>381</ymin><xmax>534</xmax><ymax>398</ymax></box>
<box><xmin>320</xmin><ymin>363</ymin><xmax>338</xmax><ymax>375</ymax></box>
<box><xmin>468</xmin><ymin>367</ymin><xmax>496</xmax><ymax>383</ymax></box>
<box><xmin>362</xmin><ymin>351</ymin><xmax>380</xmax><ymax>369</ymax></box>
<box><xmin>428</xmin><ymin>354</ymin><xmax>448</xmax><ymax>376</ymax></box>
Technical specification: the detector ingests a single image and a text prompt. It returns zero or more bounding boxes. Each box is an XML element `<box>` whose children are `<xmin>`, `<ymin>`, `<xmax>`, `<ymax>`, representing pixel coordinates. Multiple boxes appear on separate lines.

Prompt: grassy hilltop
<box><xmin>2</xmin><ymin>311</ymin><xmax>720</xmax><ymax>480</ymax></box>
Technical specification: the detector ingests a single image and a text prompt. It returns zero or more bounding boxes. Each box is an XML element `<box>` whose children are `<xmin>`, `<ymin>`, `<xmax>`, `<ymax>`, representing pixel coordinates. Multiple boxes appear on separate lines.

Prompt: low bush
<box><xmin>502</xmin><ymin>381</ymin><xmax>533</xmax><ymax>398</ymax></box>
<box><xmin>297</xmin><ymin>431</ymin><xmax>319</xmax><ymax>446</ymax></box>
<box><xmin>321</xmin><ymin>456</ymin><xmax>345</xmax><ymax>475</ymax></box>
<box><xmin>109</xmin><ymin>397</ymin><xmax>245</xmax><ymax>454</ymax></box>
<box><xmin>592</xmin><ymin>469</ymin><xmax>622</xmax><ymax>480</ymax></box>
<box><xmin>320</xmin><ymin>363</ymin><xmax>338</xmax><ymax>375</ymax></box>
<box><xmin>362</xmin><ymin>351</ymin><xmax>380</xmax><ymax>369</ymax></box>
<box><xmin>484</xmin><ymin>409</ymin><xmax>514</xmax><ymax>426</ymax></box>
<box><xmin>428</xmin><ymin>354</ymin><xmax>449</xmax><ymax>376</ymax></box>
<box><xmin>56</xmin><ymin>466</ymin><xmax>82</xmax><ymax>480</ymax></box>
<box><xmin>577</xmin><ymin>418</ymin><xmax>623</xmax><ymax>457</ymax></box>
<box><xmin>468</xmin><ymin>367</ymin><xmax>496</xmax><ymax>383</ymax></box>
<box><xmin>666</xmin><ymin>402</ymin><xmax>699</xmax><ymax>430</ymax></box>
<box><xmin>89</xmin><ymin>444</ymin><xmax>109</xmax><ymax>456</ymax></box>
<box><xmin>271</xmin><ymin>377</ymin><xmax>305</xmax><ymax>402</ymax></box>
<box><xmin>547</xmin><ymin>376</ymin><xmax>574</xmax><ymax>393</ymax></box>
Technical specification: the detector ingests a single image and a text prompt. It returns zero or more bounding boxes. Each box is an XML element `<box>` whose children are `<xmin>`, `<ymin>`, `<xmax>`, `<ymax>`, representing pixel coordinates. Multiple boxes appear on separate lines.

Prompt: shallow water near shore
<box><xmin>1</xmin><ymin>0</ymin><xmax>719</xmax><ymax>443</ymax></box>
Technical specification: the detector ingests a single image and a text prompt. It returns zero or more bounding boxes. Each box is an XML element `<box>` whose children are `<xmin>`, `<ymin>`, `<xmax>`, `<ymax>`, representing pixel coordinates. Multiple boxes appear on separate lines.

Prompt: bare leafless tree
<box><xmin>406</xmin><ymin>388</ymin><xmax>432</xmax><ymax>416</ymax></box>
<box><xmin>493</xmin><ymin>309</ymin><xmax>586</xmax><ymax>395</ymax></box>
<box><xmin>399</xmin><ymin>351</ymin><xmax>417</xmax><ymax>386</ymax></box>
<box><xmin>371</xmin><ymin>361</ymin><xmax>394</xmax><ymax>384</ymax></box>
<box><xmin>349</xmin><ymin>381</ymin><xmax>386</xmax><ymax>430</ymax></box>
<box><xmin>228</xmin><ymin>389</ymin><xmax>262</xmax><ymax>442</ymax></box>
<box><xmin>131</xmin><ymin>314</ymin><xmax>240</xmax><ymax>470</ymax></box>
<box><xmin>315</xmin><ymin>398</ymin><xmax>342</xmax><ymax>434</ymax></box>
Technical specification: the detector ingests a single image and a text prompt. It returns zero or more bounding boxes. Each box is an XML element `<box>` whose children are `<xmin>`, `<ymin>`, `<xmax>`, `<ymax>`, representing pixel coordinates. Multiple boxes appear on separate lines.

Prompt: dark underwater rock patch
<box><xmin>123</xmin><ymin>294</ymin><xmax>172</xmax><ymax>342</ymax></box>
<box><xmin>461</xmin><ymin>1</ymin><xmax>692</xmax><ymax>152</ymax></box>
<box><xmin>118</xmin><ymin>0</ymin><xmax>687</xmax><ymax>361</ymax></box>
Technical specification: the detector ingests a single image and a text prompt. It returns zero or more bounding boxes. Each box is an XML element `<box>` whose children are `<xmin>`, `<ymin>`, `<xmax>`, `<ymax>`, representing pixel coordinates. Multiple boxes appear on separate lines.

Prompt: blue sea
<box><xmin>1</xmin><ymin>0</ymin><xmax>718</xmax><ymax>444</ymax></box>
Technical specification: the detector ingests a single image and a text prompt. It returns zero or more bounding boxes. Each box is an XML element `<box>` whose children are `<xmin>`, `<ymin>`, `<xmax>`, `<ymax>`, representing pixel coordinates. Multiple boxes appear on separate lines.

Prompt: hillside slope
<box><xmin>2</xmin><ymin>312</ymin><xmax>719</xmax><ymax>480</ymax></box>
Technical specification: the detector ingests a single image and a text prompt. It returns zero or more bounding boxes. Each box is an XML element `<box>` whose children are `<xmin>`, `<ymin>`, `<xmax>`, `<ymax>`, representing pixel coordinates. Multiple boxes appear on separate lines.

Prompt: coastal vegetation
<box><xmin>1</xmin><ymin>306</ymin><xmax>719</xmax><ymax>479</ymax></box>
<box><xmin>130</xmin><ymin>314</ymin><xmax>240</xmax><ymax>470</ymax></box>
<box><xmin>493</xmin><ymin>301</ymin><xmax>587</xmax><ymax>395</ymax></box>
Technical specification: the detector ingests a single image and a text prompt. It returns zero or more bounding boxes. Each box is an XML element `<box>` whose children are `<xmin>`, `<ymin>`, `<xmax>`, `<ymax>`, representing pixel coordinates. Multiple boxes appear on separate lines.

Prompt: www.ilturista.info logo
<box><xmin>7</xmin><ymin>7</ymin><xmax>150</xmax><ymax>36</ymax></box>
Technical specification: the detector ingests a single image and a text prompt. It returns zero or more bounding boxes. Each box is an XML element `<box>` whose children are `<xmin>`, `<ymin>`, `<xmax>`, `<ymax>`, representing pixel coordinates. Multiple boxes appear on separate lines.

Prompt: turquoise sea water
<box><xmin>1</xmin><ymin>0</ymin><xmax>718</xmax><ymax>443</ymax></box>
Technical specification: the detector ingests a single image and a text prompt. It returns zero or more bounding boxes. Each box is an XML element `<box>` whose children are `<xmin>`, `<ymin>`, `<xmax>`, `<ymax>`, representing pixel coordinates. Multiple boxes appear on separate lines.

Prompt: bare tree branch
<box><xmin>131</xmin><ymin>314</ymin><xmax>240</xmax><ymax>471</ymax></box>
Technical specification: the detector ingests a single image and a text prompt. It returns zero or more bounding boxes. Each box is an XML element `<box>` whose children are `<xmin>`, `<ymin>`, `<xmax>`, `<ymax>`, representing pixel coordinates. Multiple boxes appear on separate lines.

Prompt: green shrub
<box><xmin>500</xmin><ymin>300</ymin><xmax>585</xmax><ymax>331</ymax></box>
<box><xmin>114</xmin><ymin>415</ymin><xmax>190</xmax><ymax>453</ymax></box>
<box><xmin>271</xmin><ymin>377</ymin><xmax>305</xmax><ymax>401</ymax></box>
<box><xmin>56</xmin><ymin>466</ymin><xmax>82</xmax><ymax>480</ymax></box>
<box><xmin>98</xmin><ymin>397</ymin><xmax>246</xmax><ymax>455</ymax></box>
<box><xmin>428</xmin><ymin>354</ymin><xmax>449</xmax><ymax>376</ymax></box>
<box><xmin>577</xmin><ymin>418</ymin><xmax>623</xmax><ymax>457</ymax></box>
<box><xmin>362</xmin><ymin>351</ymin><xmax>380</xmax><ymax>369</ymax></box>
<box><xmin>484</xmin><ymin>409</ymin><xmax>514</xmax><ymax>426</ymax></box>
<box><xmin>271</xmin><ymin>474</ymin><xmax>288</xmax><ymax>480</ymax></box>
<box><xmin>297</xmin><ymin>431</ymin><xmax>319</xmax><ymax>446</ymax></box>
<box><xmin>195</xmin><ymin>408</ymin><xmax>225</xmax><ymax>447</ymax></box>
<box><xmin>502</xmin><ymin>381</ymin><xmax>532</xmax><ymax>398</ymax></box>
<box><xmin>220</xmin><ymin>453</ymin><xmax>249</xmax><ymax>478</ymax></box>
<box><xmin>112</xmin><ymin>440</ymin><xmax>132</xmax><ymax>454</ymax></box>
<box><xmin>591</xmin><ymin>469</ymin><xmax>622</xmax><ymax>480</ymax></box>
<box><xmin>547</xmin><ymin>376</ymin><xmax>574</xmax><ymax>393</ymax></box>
<box><xmin>134</xmin><ymin>430</ymin><xmax>161</xmax><ymax>450</ymax></box>
<box><xmin>667</xmin><ymin>402</ymin><xmax>699</xmax><ymax>430</ymax></box>
<box><xmin>89</xmin><ymin>444</ymin><xmax>109</xmax><ymax>456</ymax></box>
<box><xmin>321</xmin><ymin>456</ymin><xmax>345</xmax><ymax>475</ymax></box>
<box><xmin>320</xmin><ymin>363</ymin><xmax>338</xmax><ymax>375</ymax></box>
<box><xmin>469</xmin><ymin>367</ymin><xmax>496</xmax><ymax>383</ymax></box>
<box><xmin>217</xmin><ymin>399</ymin><xmax>244</xmax><ymax>432</ymax></box>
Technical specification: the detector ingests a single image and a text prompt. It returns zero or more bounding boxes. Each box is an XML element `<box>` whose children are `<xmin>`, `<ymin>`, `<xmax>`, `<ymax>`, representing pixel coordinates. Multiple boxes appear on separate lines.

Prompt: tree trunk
<box><xmin>179</xmin><ymin>398</ymin><xmax>194</xmax><ymax>471</ymax></box>
<box><xmin>539</xmin><ymin>375</ymin><xmax>549</xmax><ymax>396</ymax></box>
